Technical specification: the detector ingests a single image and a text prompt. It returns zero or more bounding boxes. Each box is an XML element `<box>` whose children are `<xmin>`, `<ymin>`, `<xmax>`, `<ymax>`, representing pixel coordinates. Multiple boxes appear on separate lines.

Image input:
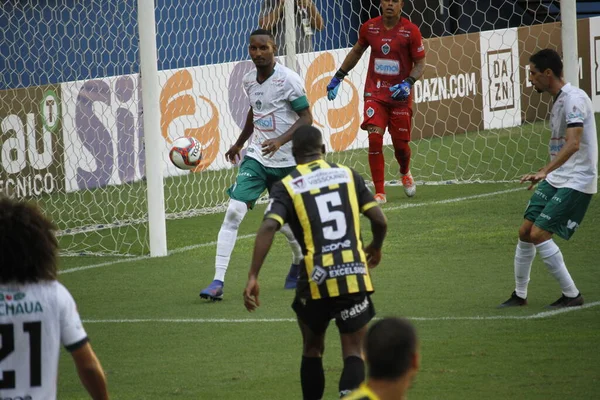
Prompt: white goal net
<box><xmin>1</xmin><ymin>0</ymin><xmax>593</xmax><ymax>256</ymax></box>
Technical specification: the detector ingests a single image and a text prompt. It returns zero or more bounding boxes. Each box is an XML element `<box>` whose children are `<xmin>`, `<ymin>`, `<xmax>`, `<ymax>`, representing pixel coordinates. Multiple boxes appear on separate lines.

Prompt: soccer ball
<box><xmin>169</xmin><ymin>137</ymin><xmax>202</xmax><ymax>170</ymax></box>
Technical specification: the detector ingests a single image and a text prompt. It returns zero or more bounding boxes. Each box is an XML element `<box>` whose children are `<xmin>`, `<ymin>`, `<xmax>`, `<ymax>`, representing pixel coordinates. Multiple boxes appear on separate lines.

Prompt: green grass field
<box><xmin>56</xmin><ymin>181</ymin><xmax>600</xmax><ymax>399</ymax></box>
<box><xmin>51</xmin><ymin>116</ymin><xmax>600</xmax><ymax>398</ymax></box>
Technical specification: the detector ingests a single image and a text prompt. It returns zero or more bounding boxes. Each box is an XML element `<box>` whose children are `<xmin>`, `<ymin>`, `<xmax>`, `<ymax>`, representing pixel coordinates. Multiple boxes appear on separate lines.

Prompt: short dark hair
<box><xmin>250</xmin><ymin>28</ymin><xmax>275</xmax><ymax>42</ymax></box>
<box><xmin>530</xmin><ymin>49</ymin><xmax>563</xmax><ymax>78</ymax></box>
<box><xmin>0</xmin><ymin>196</ymin><xmax>58</xmax><ymax>283</ymax></box>
<box><xmin>292</xmin><ymin>125</ymin><xmax>323</xmax><ymax>156</ymax></box>
<box><xmin>365</xmin><ymin>317</ymin><xmax>417</xmax><ymax>380</ymax></box>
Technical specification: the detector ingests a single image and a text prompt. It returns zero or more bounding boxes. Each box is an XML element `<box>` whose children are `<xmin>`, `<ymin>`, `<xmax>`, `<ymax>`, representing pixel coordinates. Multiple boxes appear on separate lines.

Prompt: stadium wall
<box><xmin>0</xmin><ymin>0</ymin><xmax>352</xmax><ymax>90</ymax></box>
<box><xmin>1</xmin><ymin>18</ymin><xmax>599</xmax><ymax>197</ymax></box>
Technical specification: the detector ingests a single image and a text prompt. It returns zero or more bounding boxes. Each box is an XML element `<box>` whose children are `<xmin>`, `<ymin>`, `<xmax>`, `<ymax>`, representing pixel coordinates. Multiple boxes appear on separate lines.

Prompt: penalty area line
<box><xmin>61</xmin><ymin>187</ymin><xmax>524</xmax><ymax>275</ymax></box>
<box><xmin>82</xmin><ymin>301</ymin><xmax>600</xmax><ymax>324</ymax></box>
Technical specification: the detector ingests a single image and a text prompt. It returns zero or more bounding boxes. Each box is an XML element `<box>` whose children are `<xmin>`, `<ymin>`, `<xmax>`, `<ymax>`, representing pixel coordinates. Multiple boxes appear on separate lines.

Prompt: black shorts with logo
<box><xmin>292</xmin><ymin>292</ymin><xmax>375</xmax><ymax>334</ymax></box>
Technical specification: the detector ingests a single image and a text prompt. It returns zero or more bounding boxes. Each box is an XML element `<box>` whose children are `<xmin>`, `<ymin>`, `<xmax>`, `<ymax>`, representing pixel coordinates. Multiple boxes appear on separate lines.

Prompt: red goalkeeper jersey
<box><xmin>358</xmin><ymin>16</ymin><xmax>425</xmax><ymax>107</ymax></box>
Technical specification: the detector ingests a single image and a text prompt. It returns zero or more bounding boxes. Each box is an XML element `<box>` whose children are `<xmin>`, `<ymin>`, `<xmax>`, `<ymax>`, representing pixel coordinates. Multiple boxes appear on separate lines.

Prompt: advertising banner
<box><xmin>48</xmin><ymin>17</ymin><xmax>597</xmax><ymax>193</ymax></box>
<box><xmin>0</xmin><ymin>85</ymin><xmax>65</xmax><ymax>197</ymax></box>
<box><xmin>61</xmin><ymin>75</ymin><xmax>146</xmax><ymax>192</ymax></box>
<box><xmin>479</xmin><ymin>28</ymin><xmax>522</xmax><ymax>130</ymax></box>
<box><xmin>412</xmin><ymin>31</ymin><xmax>482</xmax><ymax>139</ymax></box>
<box><xmin>588</xmin><ymin>16</ymin><xmax>600</xmax><ymax>111</ymax></box>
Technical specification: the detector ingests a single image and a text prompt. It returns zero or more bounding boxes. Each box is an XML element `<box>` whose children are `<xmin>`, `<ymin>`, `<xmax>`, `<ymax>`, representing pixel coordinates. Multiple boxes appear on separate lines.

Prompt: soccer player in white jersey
<box><xmin>199</xmin><ymin>28</ymin><xmax>313</xmax><ymax>301</ymax></box>
<box><xmin>0</xmin><ymin>196</ymin><xmax>109</xmax><ymax>399</ymax></box>
<box><xmin>499</xmin><ymin>49</ymin><xmax>598</xmax><ymax>309</ymax></box>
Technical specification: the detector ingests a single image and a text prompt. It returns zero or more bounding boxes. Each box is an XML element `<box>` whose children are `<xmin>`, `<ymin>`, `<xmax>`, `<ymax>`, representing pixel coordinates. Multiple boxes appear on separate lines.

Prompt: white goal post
<box><xmin>0</xmin><ymin>0</ymin><xmax>592</xmax><ymax>257</ymax></box>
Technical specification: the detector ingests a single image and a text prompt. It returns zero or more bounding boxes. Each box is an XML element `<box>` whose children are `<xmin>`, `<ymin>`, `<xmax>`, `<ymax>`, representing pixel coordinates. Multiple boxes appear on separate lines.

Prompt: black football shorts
<box><xmin>292</xmin><ymin>292</ymin><xmax>375</xmax><ymax>334</ymax></box>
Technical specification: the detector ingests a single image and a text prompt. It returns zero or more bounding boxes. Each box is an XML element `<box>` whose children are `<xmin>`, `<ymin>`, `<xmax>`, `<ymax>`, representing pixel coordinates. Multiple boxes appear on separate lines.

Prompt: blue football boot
<box><xmin>199</xmin><ymin>280</ymin><xmax>224</xmax><ymax>301</ymax></box>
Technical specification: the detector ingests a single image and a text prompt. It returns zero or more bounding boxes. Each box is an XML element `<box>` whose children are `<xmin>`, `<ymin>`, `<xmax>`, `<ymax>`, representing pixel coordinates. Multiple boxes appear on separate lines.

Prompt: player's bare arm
<box><xmin>244</xmin><ymin>218</ymin><xmax>281</xmax><ymax>311</ymax></box>
<box><xmin>71</xmin><ymin>342</ymin><xmax>109</xmax><ymax>400</ymax></box>
<box><xmin>362</xmin><ymin>205</ymin><xmax>387</xmax><ymax>268</ymax></box>
<box><xmin>262</xmin><ymin>107</ymin><xmax>312</xmax><ymax>157</ymax></box>
<box><xmin>226</xmin><ymin>107</ymin><xmax>255</xmax><ymax>163</ymax></box>
<box><xmin>410</xmin><ymin>57</ymin><xmax>427</xmax><ymax>81</ymax></box>
<box><xmin>327</xmin><ymin>42</ymin><xmax>368</xmax><ymax>100</ymax></box>
<box><xmin>521</xmin><ymin>126</ymin><xmax>583</xmax><ymax>190</ymax></box>
<box><xmin>258</xmin><ymin>1</ymin><xmax>285</xmax><ymax>31</ymax></box>
<box><xmin>340</xmin><ymin>42</ymin><xmax>368</xmax><ymax>74</ymax></box>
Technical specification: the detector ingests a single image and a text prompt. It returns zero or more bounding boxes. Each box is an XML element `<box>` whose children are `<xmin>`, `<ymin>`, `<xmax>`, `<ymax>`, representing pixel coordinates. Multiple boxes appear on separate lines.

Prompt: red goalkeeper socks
<box><xmin>394</xmin><ymin>140</ymin><xmax>411</xmax><ymax>175</ymax></box>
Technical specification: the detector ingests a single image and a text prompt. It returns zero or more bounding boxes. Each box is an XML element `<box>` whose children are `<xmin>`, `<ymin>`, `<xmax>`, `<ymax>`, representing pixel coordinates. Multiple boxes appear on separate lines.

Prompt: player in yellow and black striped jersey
<box><xmin>244</xmin><ymin>126</ymin><xmax>387</xmax><ymax>400</ymax></box>
<box><xmin>268</xmin><ymin>156</ymin><xmax>378</xmax><ymax>301</ymax></box>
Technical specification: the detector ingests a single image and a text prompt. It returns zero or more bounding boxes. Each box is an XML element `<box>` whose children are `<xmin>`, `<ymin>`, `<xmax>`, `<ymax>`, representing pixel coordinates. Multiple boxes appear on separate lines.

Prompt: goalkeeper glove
<box><xmin>390</xmin><ymin>76</ymin><xmax>416</xmax><ymax>101</ymax></box>
<box><xmin>326</xmin><ymin>69</ymin><xmax>348</xmax><ymax>101</ymax></box>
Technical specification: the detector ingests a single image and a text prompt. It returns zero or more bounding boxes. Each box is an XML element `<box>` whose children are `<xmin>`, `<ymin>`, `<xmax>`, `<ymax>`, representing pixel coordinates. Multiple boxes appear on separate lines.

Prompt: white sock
<box><xmin>214</xmin><ymin>199</ymin><xmax>248</xmax><ymax>282</ymax></box>
<box><xmin>535</xmin><ymin>239</ymin><xmax>579</xmax><ymax>298</ymax></box>
<box><xmin>514</xmin><ymin>239</ymin><xmax>536</xmax><ymax>299</ymax></box>
<box><xmin>279</xmin><ymin>223</ymin><xmax>303</xmax><ymax>265</ymax></box>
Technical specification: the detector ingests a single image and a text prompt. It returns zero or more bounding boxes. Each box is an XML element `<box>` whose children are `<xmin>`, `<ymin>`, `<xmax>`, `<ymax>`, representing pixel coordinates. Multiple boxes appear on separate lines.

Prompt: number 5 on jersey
<box><xmin>315</xmin><ymin>192</ymin><xmax>347</xmax><ymax>240</ymax></box>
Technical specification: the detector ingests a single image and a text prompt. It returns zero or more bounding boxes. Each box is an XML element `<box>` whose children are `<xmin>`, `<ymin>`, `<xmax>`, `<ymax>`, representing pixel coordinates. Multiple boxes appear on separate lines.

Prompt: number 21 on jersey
<box><xmin>0</xmin><ymin>322</ymin><xmax>42</xmax><ymax>389</ymax></box>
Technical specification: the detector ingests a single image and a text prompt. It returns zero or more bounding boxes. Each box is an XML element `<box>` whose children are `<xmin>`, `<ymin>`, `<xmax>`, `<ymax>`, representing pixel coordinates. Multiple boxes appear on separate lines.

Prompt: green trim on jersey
<box><xmin>290</xmin><ymin>95</ymin><xmax>309</xmax><ymax>111</ymax></box>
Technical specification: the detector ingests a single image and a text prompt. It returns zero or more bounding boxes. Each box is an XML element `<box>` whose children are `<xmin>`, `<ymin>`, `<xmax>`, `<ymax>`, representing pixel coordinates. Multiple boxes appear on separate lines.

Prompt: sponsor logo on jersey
<box><xmin>567</xmin><ymin>219</ymin><xmax>579</xmax><ymax>231</ymax></box>
<box><xmin>322</xmin><ymin>239</ymin><xmax>352</xmax><ymax>253</ymax></box>
<box><xmin>291</xmin><ymin>177</ymin><xmax>306</xmax><ymax>190</ymax></box>
<box><xmin>311</xmin><ymin>265</ymin><xmax>327</xmax><ymax>285</ymax></box>
<box><xmin>374</xmin><ymin>58</ymin><xmax>400</xmax><ymax>76</ymax></box>
<box><xmin>397</xmin><ymin>29</ymin><xmax>411</xmax><ymax>38</ymax></box>
<box><xmin>255</xmin><ymin>115</ymin><xmax>275</xmax><ymax>131</ymax></box>
<box><xmin>255</xmin><ymin>100</ymin><xmax>262</xmax><ymax>111</ymax></box>
<box><xmin>539</xmin><ymin>213</ymin><xmax>552</xmax><ymax>221</ymax></box>
<box><xmin>367</xmin><ymin>24</ymin><xmax>380</xmax><ymax>34</ymax></box>
<box><xmin>328</xmin><ymin>263</ymin><xmax>367</xmax><ymax>279</ymax></box>
<box><xmin>381</xmin><ymin>43</ymin><xmax>390</xmax><ymax>55</ymax></box>
<box><xmin>290</xmin><ymin>168</ymin><xmax>350</xmax><ymax>194</ymax></box>
<box><xmin>392</xmin><ymin>109</ymin><xmax>410</xmax><ymax>117</ymax></box>
<box><xmin>366</xmin><ymin>107</ymin><xmax>375</xmax><ymax>118</ymax></box>
<box><xmin>0</xmin><ymin>292</ymin><xmax>26</xmax><ymax>301</ymax></box>
<box><xmin>340</xmin><ymin>297</ymin><xmax>370</xmax><ymax>320</ymax></box>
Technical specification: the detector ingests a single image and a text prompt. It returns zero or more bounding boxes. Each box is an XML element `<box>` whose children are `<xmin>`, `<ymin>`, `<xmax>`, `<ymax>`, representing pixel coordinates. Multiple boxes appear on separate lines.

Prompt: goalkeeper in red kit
<box><xmin>327</xmin><ymin>0</ymin><xmax>426</xmax><ymax>203</ymax></box>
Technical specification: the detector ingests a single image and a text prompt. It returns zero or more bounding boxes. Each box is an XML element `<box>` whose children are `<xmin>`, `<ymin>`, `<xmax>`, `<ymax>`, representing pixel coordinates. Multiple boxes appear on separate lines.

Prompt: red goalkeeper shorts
<box><xmin>360</xmin><ymin>99</ymin><xmax>413</xmax><ymax>141</ymax></box>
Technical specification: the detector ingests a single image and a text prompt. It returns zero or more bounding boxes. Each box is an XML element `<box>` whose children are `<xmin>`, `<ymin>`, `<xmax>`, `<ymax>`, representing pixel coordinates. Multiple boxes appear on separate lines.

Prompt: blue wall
<box><xmin>0</xmin><ymin>0</ymin><xmax>355</xmax><ymax>90</ymax></box>
<box><xmin>4</xmin><ymin>0</ymin><xmax>596</xmax><ymax>91</ymax></box>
